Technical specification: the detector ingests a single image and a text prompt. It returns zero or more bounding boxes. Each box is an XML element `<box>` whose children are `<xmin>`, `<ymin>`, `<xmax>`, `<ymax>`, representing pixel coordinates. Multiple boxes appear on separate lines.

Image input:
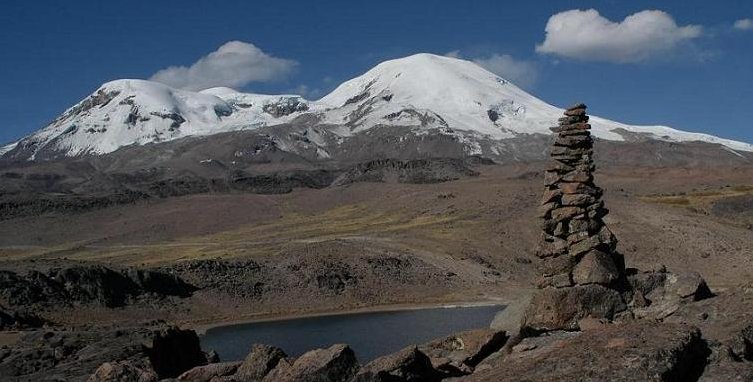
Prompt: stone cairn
<box><xmin>521</xmin><ymin>104</ymin><xmax>628</xmax><ymax>332</ymax></box>
<box><xmin>535</xmin><ymin>103</ymin><xmax>622</xmax><ymax>288</ymax></box>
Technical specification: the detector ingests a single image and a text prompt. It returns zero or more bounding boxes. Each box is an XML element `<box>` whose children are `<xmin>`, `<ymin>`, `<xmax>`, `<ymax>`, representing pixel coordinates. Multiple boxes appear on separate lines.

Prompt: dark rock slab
<box><xmin>353</xmin><ymin>346</ymin><xmax>440</xmax><ymax>382</ymax></box>
<box><xmin>87</xmin><ymin>359</ymin><xmax>158</xmax><ymax>382</ymax></box>
<box><xmin>572</xmin><ymin>250</ymin><xmax>619</xmax><ymax>285</ymax></box>
<box><xmin>522</xmin><ymin>284</ymin><xmax>627</xmax><ymax>332</ymax></box>
<box><xmin>177</xmin><ymin>361</ymin><xmax>241</xmax><ymax>382</ymax></box>
<box><xmin>147</xmin><ymin>326</ymin><xmax>208</xmax><ymax>379</ymax></box>
<box><xmin>0</xmin><ymin>265</ymin><xmax>195</xmax><ymax>309</ymax></box>
<box><xmin>626</xmin><ymin>269</ymin><xmax>713</xmax><ymax>319</ymax></box>
<box><xmin>468</xmin><ymin>322</ymin><xmax>708</xmax><ymax>382</ymax></box>
<box><xmin>235</xmin><ymin>344</ymin><xmax>287</xmax><ymax>381</ymax></box>
<box><xmin>0</xmin><ymin>324</ymin><xmax>206</xmax><ymax>381</ymax></box>
<box><xmin>417</xmin><ymin>329</ymin><xmax>507</xmax><ymax>377</ymax></box>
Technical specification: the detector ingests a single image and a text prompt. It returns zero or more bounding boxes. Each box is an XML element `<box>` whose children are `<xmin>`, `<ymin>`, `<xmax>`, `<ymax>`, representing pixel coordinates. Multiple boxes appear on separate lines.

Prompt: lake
<box><xmin>201</xmin><ymin>304</ymin><xmax>503</xmax><ymax>363</ymax></box>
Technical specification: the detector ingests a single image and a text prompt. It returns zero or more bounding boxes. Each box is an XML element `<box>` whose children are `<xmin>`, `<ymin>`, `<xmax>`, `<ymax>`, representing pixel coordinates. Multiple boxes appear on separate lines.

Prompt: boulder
<box><xmin>627</xmin><ymin>270</ymin><xmax>713</xmax><ymax>319</ymax></box>
<box><xmin>177</xmin><ymin>362</ymin><xmax>241</xmax><ymax>382</ymax></box>
<box><xmin>88</xmin><ymin>359</ymin><xmax>158</xmax><ymax>382</ymax></box>
<box><xmin>262</xmin><ymin>344</ymin><xmax>358</xmax><ymax>382</ymax></box>
<box><xmin>235</xmin><ymin>344</ymin><xmax>287</xmax><ymax>381</ymax></box>
<box><xmin>490</xmin><ymin>292</ymin><xmax>533</xmax><ymax>335</ymax></box>
<box><xmin>729</xmin><ymin>325</ymin><xmax>753</xmax><ymax>362</ymax></box>
<box><xmin>417</xmin><ymin>329</ymin><xmax>507</xmax><ymax>376</ymax></box>
<box><xmin>522</xmin><ymin>284</ymin><xmax>627</xmax><ymax>332</ymax></box>
<box><xmin>572</xmin><ymin>250</ymin><xmax>619</xmax><ymax>285</ymax></box>
<box><xmin>467</xmin><ymin>322</ymin><xmax>708</xmax><ymax>382</ymax></box>
<box><xmin>146</xmin><ymin>327</ymin><xmax>208</xmax><ymax>379</ymax></box>
<box><xmin>353</xmin><ymin>346</ymin><xmax>440</xmax><ymax>382</ymax></box>
<box><xmin>698</xmin><ymin>344</ymin><xmax>753</xmax><ymax>382</ymax></box>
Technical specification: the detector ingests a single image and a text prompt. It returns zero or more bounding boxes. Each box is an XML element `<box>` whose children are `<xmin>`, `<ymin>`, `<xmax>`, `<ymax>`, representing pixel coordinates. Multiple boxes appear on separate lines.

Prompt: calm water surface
<box><xmin>201</xmin><ymin>305</ymin><xmax>503</xmax><ymax>362</ymax></box>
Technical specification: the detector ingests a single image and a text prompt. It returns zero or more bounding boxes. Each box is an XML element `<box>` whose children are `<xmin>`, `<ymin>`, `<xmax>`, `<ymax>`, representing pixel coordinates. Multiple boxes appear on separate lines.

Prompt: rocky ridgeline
<box><xmin>0</xmin><ymin>265</ymin><xmax>196</xmax><ymax>310</ymax></box>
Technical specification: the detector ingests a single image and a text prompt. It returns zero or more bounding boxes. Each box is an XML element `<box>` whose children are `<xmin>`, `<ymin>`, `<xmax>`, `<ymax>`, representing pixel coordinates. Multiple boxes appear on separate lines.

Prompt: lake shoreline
<box><xmin>191</xmin><ymin>299</ymin><xmax>506</xmax><ymax>335</ymax></box>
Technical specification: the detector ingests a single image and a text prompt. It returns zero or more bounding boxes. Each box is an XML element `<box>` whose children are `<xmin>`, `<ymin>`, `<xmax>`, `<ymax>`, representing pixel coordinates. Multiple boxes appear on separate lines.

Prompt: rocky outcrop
<box><xmin>417</xmin><ymin>329</ymin><xmax>507</xmax><ymax>377</ymax></box>
<box><xmin>235</xmin><ymin>344</ymin><xmax>288</xmax><ymax>381</ymax></box>
<box><xmin>331</xmin><ymin>158</ymin><xmax>479</xmax><ymax>186</ymax></box>
<box><xmin>146</xmin><ymin>327</ymin><xmax>208</xmax><ymax>379</ymax></box>
<box><xmin>0</xmin><ymin>265</ymin><xmax>195</xmax><ymax>309</ymax></box>
<box><xmin>262</xmin><ymin>344</ymin><xmax>359</xmax><ymax>382</ymax></box>
<box><xmin>0</xmin><ymin>323</ymin><xmax>208</xmax><ymax>381</ymax></box>
<box><xmin>262</xmin><ymin>98</ymin><xmax>309</xmax><ymax>117</ymax></box>
<box><xmin>522</xmin><ymin>284</ymin><xmax>627</xmax><ymax>332</ymax></box>
<box><xmin>698</xmin><ymin>342</ymin><xmax>753</xmax><ymax>382</ymax></box>
<box><xmin>87</xmin><ymin>359</ymin><xmax>158</xmax><ymax>382</ymax></box>
<box><xmin>625</xmin><ymin>267</ymin><xmax>713</xmax><ymax>319</ymax></box>
<box><xmin>353</xmin><ymin>346</ymin><xmax>440</xmax><ymax>382</ymax></box>
<box><xmin>469</xmin><ymin>322</ymin><xmax>709</xmax><ymax>382</ymax></box>
<box><xmin>0</xmin><ymin>307</ymin><xmax>47</xmax><ymax>329</ymax></box>
<box><xmin>177</xmin><ymin>361</ymin><xmax>241</xmax><ymax>382</ymax></box>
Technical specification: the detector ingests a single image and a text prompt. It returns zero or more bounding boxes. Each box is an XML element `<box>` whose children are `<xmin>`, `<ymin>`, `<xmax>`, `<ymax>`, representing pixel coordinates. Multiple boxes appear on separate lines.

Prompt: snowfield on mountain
<box><xmin>3</xmin><ymin>53</ymin><xmax>752</xmax><ymax>161</ymax></box>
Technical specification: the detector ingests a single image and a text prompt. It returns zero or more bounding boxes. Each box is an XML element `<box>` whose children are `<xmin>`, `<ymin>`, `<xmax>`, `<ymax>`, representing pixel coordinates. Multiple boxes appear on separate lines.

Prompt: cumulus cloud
<box><xmin>446</xmin><ymin>51</ymin><xmax>538</xmax><ymax>89</ymax></box>
<box><xmin>150</xmin><ymin>41</ymin><xmax>297</xmax><ymax>91</ymax></box>
<box><xmin>536</xmin><ymin>9</ymin><xmax>702</xmax><ymax>63</ymax></box>
<box><xmin>734</xmin><ymin>18</ymin><xmax>753</xmax><ymax>30</ymax></box>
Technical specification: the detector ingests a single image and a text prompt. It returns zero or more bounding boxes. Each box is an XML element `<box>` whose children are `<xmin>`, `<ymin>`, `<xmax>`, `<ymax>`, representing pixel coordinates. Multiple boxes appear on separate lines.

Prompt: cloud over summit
<box><xmin>734</xmin><ymin>19</ymin><xmax>753</xmax><ymax>31</ymax></box>
<box><xmin>536</xmin><ymin>9</ymin><xmax>702</xmax><ymax>63</ymax></box>
<box><xmin>150</xmin><ymin>41</ymin><xmax>297</xmax><ymax>91</ymax></box>
<box><xmin>446</xmin><ymin>51</ymin><xmax>538</xmax><ymax>89</ymax></box>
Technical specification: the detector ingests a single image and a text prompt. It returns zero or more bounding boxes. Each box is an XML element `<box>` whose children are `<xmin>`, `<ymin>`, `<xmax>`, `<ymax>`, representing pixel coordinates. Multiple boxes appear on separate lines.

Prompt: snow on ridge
<box><xmin>320</xmin><ymin>53</ymin><xmax>753</xmax><ymax>152</ymax></box>
<box><xmin>3</xmin><ymin>53</ymin><xmax>752</xmax><ymax>159</ymax></box>
<box><xmin>0</xmin><ymin>142</ymin><xmax>17</xmax><ymax>155</ymax></box>
<box><xmin>7</xmin><ymin>79</ymin><xmax>316</xmax><ymax>159</ymax></box>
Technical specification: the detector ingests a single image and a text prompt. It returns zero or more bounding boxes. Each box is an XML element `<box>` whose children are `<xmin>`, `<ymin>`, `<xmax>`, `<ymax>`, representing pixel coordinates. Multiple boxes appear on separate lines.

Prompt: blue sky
<box><xmin>1</xmin><ymin>0</ymin><xmax>752</xmax><ymax>144</ymax></box>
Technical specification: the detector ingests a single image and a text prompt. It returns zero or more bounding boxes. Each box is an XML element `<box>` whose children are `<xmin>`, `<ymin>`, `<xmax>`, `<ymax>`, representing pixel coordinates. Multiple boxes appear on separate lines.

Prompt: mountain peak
<box><xmin>2</xmin><ymin>54</ymin><xmax>752</xmax><ymax>161</ymax></box>
<box><xmin>318</xmin><ymin>53</ymin><xmax>555</xmax><ymax>137</ymax></box>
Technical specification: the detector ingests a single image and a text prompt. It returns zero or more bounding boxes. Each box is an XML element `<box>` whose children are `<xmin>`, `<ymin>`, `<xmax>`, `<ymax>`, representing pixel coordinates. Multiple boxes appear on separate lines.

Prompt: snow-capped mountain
<box><xmin>3</xmin><ymin>53</ymin><xmax>752</xmax><ymax>162</ymax></box>
<box><xmin>2</xmin><ymin>80</ymin><xmax>316</xmax><ymax>160</ymax></box>
<box><xmin>317</xmin><ymin>54</ymin><xmax>753</xmax><ymax>152</ymax></box>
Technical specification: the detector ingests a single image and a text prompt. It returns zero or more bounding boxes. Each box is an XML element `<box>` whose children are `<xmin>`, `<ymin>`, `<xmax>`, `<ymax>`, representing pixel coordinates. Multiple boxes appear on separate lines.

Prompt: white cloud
<box><xmin>536</xmin><ymin>9</ymin><xmax>703</xmax><ymax>63</ymax></box>
<box><xmin>287</xmin><ymin>84</ymin><xmax>323</xmax><ymax>100</ymax></box>
<box><xmin>445</xmin><ymin>50</ymin><xmax>462</xmax><ymax>59</ymax></box>
<box><xmin>734</xmin><ymin>18</ymin><xmax>753</xmax><ymax>30</ymax></box>
<box><xmin>150</xmin><ymin>41</ymin><xmax>297</xmax><ymax>91</ymax></box>
<box><xmin>445</xmin><ymin>51</ymin><xmax>538</xmax><ymax>89</ymax></box>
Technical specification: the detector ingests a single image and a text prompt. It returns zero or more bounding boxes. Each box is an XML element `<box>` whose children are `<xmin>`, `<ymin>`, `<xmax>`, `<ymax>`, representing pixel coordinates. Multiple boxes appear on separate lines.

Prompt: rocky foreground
<box><xmin>2</xmin><ymin>278</ymin><xmax>753</xmax><ymax>381</ymax></box>
<box><xmin>3</xmin><ymin>278</ymin><xmax>750</xmax><ymax>382</ymax></box>
<box><xmin>2</xmin><ymin>105</ymin><xmax>753</xmax><ymax>381</ymax></box>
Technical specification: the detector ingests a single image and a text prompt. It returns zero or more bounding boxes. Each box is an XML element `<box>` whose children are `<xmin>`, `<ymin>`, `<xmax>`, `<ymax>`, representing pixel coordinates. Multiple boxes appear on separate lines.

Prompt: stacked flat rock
<box><xmin>535</xmin><ymin>104</ymin><xmax>622</xmax><ymax>288</ymax></box>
